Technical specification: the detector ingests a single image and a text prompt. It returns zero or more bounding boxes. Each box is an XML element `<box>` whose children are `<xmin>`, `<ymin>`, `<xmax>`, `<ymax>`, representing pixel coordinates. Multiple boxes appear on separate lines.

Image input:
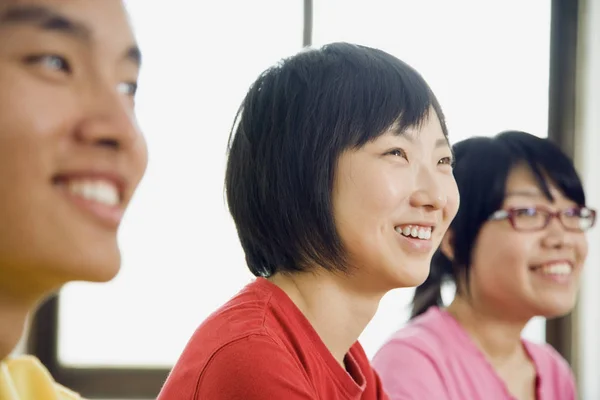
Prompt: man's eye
<box><xmin>24</xmin><ymin>54</ymin><xmax>72</xmax><ymax>74</ymax></box>
<box><xmin>117</xmin><ymin>81</ymin><xmax>138</xmax><ymax>97</ymax></box>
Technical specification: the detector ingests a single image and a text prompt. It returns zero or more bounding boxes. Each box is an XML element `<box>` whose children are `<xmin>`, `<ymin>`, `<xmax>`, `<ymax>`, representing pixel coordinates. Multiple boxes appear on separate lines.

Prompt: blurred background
<box><xmin>15</xmin><ymin>0</ymin><xmax>600</xmax><ymax>398</ymax></box>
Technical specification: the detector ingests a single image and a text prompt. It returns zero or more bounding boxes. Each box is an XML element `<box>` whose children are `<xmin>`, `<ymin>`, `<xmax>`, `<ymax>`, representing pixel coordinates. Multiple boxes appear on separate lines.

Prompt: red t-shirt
<box><xmin>157</xmin><ymin>277</ymin><xmax>388</xmax><ymax>399</ymax></box>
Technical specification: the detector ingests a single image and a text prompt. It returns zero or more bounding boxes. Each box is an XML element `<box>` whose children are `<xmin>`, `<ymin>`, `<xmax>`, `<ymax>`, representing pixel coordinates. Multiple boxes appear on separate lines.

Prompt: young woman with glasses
<box><xmin>372</xmin><ymin>131</ymin><xmax>594</xmax><ymax>400</ymax></box>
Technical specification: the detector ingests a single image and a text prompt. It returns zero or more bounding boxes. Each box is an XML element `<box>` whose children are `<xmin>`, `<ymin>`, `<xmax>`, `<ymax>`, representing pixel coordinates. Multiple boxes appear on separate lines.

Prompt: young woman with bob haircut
<box><xmin>159</xmin><ymin>42</ymin><xmax>459</xmax><ymax>399</ymax></box>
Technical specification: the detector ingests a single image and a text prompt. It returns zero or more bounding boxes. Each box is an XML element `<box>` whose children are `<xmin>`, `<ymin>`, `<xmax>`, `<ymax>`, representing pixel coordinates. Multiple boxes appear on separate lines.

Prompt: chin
<box><xmin>389</xmin><ymin>262</ymin><xmax>430</xmax><ymax>289</ymax></box>
<box><xmin>79</xmin><ymin>232</ymin><xmax>124</xmax><ymax>280</ymax></box>
<box><xmin>58</xmin><ymin>245</ymin><xmax>122</xmax><ymax>283</ymax></box>
<box><xmin>537</xmin><ymin>299</ymin><xmax>577</xmax><ymax>319</ymax></box>
<box><xmin>84</xmin><ymin>254</ymin><xmax>122</xmax><ymax>282</ymax></box>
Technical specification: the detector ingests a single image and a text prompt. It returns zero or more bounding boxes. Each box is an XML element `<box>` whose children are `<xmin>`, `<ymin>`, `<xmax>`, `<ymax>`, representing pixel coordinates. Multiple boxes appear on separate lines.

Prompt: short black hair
<box><xmin>411</xmin><ymin>130</ymin><xmax>587</xmax><ymax>318</ymax></box>
<box><xmin>225</xmin><ymin>42</ymin><xmax>447</xmax><ymax>277</ymax></box>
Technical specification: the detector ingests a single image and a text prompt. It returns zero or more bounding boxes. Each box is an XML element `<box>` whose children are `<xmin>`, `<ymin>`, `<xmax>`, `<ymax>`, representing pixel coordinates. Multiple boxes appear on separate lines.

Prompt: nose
<box><xmin>75</xmin><ymin>84</ymin><xmax>141</xmax><ymax>151</ymax></box>
<box><xmin>409</xmin><ymin>165</ymin><xmax>447</xmax><ymax>210</ymax></box>
<box><xmin>542</xmin><ymin>217</ymin><xmax>571</xmax><ymax>249</ymax></box>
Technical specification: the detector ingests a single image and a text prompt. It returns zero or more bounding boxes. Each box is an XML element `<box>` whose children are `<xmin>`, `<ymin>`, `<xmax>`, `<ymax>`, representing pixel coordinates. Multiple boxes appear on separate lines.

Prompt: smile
<box><xmin>530</xmin><ymin>260</ymin><xmax>575</xmax><ymax>285</ymax></box>
<box><xmin>66</xmin><ymin>179</ymin><xmax>120</xmax><ymax>207</ymax></box>
<box><xmin>395</xmin><ymin>225</ymin><xmax>433</xmax><ymax>240</ymax></box>
<box><xmin>54</xmin><ymin>176</ymin><xmax>125</xmax><ymax>229</ymax></box>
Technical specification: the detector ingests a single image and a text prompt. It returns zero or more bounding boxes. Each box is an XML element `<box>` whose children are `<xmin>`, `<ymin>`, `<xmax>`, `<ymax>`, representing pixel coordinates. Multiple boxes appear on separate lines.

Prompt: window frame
<box><xmin>28</xmin><ymin>1</ymin><xmax>579</xmax><ymax>397</ymax></box>
<box><xmin>545</xmin><ymin>0</ymin><xmax>581</xmax><ymax>372</ymax></box>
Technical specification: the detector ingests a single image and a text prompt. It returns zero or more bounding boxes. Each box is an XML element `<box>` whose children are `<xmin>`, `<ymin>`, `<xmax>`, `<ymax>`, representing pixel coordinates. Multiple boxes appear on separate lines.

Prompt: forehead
<box><xmin>395</xmin><ymin>110</ymin><xmax>449</xmax><ymax>148</ymax></box>
<box><xmin>0</xmin><ymin>0</ymin><xmax>137</xmax><ymax>56</ymax></box>
<box><xmin>504</xmin><ymin>164</ymin><xmax>570</xmax><ymax>203</ymax></box>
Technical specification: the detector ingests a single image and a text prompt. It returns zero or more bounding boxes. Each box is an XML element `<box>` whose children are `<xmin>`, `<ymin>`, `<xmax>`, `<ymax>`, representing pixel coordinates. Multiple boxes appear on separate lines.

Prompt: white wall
<box><xmin>574</xmin><ymin>0</ymin><xmax>600</xmax><ymax>398</ymax></box>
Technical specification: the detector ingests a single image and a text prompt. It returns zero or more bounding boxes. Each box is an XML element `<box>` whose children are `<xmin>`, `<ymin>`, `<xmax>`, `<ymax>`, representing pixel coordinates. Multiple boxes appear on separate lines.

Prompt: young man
<box><xmin>0</xmin><ymin>0</ymin><xmax>147</xmax><ymax>398</ymax></box>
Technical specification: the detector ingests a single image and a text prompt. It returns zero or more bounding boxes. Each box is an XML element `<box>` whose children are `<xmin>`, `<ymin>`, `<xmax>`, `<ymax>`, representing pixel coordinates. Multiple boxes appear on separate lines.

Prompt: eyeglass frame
<box><xmin>488</xmin><ymin>205</ymin><xmax>597</xmax><ymax>232</ymax></box>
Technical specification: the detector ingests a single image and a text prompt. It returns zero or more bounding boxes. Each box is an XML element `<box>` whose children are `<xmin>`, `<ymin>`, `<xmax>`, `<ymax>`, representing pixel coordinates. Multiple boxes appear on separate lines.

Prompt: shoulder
<box><xmin>374</xmin><ymin>307</ymin><xmax>450</xmax><ymax>364</ymax></box>
<box><xmin>158</xmin><ymin>278</ymin><xmax>318</xmax><ymax>399</ymax></box>
<box><xmin>56</xmin><ymin>383</ymin><xmax>84</xmax><ymax>399</ymax></box>
<box><xmin>372</xmin><ymin>328</ymin><xmax>447</xmax><ymax>378</ymax></box>
<box><xmin>371</xmin><ymin>310</ymin><xmax>453</xmax><ymax>399</ymax></box>
<box><xmin>159</xmin><ymin>333</ymin><xmax>315</xmax><ymax>399</ymax></box>
<box><xmin>1</xmin><ymin>356</ymin><xmax>84</xmax><ymax>399</ymax></box>
<box><xmin>200</xmin><ymin>333</ymin><xmax>306</xmax><ymax>382</ymax></box>
<box><xmin>170</xmin><ymin>287</ymin><xmax>275</xmax><ymax>367</ymax></box>
<box><xmin>523</xmin><ymin>340</ymin><xmax>576</xmax><ymax>394</ymax></box>
<box><xmin>524</xmin><ymin>340</ymin><xmax>572</xmax><ymax>374</ymax></box>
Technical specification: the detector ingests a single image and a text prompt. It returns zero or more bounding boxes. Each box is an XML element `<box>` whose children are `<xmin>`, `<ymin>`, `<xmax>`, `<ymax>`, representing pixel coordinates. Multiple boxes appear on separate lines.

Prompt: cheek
<box><xmin>470</xmin><ymin>228</ymin><xmax>535</xmax><ymax>290</ymax></box>
<box><xmin>575</xmin><ymin>235</ymin><xmax>589</xmax><ymax>266</ymax></box>
<box><xmin>0</xmin><ymin>69</ymin><xmax>78</xmax><ymax>142</ymax></box>
<box><xmin>336</xmin><ymin>164</ymin><xmax>409</xmax><ymax>225</ymax></box>
<box><xmin>332</xmin><ymin>161</ymin><xmax>411</xmax><ymax>258</ymax></box>
<box><xmin>0</xmin><ymin>70</ymin><xmax>79</xmax><ymax>224</ymax></box>
<box><xmin>444</xmin><ymin>177</ymin><xmax>460</xmax><ymax>221</ymax></box>
<box><xmin>133</xmin><ymin>133</ymin><xmax>149</xmax><ymax>183</ymax></box>
<box><xmin>368</xmin><ymin>171</ymin><xmax>410</xmax><ymax>214</ymax></box>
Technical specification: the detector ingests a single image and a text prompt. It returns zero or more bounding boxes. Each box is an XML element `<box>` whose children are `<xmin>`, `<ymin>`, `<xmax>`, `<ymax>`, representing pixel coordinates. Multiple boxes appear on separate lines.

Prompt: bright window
<box><xmin>58</xmin><ymin>0</ymin><xmax>550</xmax><ymax>367</ymax></box>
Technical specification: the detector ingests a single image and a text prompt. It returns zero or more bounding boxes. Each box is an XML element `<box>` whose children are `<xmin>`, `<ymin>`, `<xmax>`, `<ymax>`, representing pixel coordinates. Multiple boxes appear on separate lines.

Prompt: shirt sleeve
<box><xmin>371</xmin><ymin>339</ymin><xmax>450</xmax><ymax>400</ymax></box>
<box><xmin>195</xmin><ymin>334</ymin><xmax>317</xmax><ymax>400</ymax></box>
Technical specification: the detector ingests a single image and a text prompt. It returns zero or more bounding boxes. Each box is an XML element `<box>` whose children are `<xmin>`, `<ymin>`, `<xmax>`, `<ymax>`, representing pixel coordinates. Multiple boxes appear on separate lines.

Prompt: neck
<box><xmin>0</xmin><ymin>293</ymin><xmax>34</xmax><ymax>360</ymax></box>
<box><xmin>269</xmin><ymin>270</ymin><xmax>383</xmax><ymax>366</ymax></box>
<box><xmin>0</xmin><ymin>266</ymin><xmax>55</xmax><ymax>360</ymax></box>
<box><xmin>446</xmin><ymin>295</ymin><xmax>529</xmax><ymax>365</ymax></box>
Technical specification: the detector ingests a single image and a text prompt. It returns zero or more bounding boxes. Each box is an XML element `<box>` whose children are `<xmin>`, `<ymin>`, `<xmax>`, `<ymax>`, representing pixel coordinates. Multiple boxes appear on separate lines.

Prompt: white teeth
<box><xmin>67</xmin><ymin>180</ymin><xmax>120</xmax><ymax>207</ymax></box>
<box><xmin>540</xmin><ymin>262</ymin><xmax>572</xmax><ymax>276</ymax></box>
<box><xmin>396</xmin><ymin>225</ymin><xmax>432</xmax><ymax>240</ymax></box>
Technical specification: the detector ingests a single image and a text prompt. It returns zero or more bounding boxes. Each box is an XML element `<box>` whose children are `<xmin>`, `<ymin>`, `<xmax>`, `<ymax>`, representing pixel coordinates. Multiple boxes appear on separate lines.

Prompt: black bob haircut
<box><xmin>225</xmin><ymin>42</ymin><xmax>447</xmax><ymax>277</ymax></box>
<box><xmin>411</xmin><ymin>130</ymin><xmax>587</xmax><ymax>319</ymax></box>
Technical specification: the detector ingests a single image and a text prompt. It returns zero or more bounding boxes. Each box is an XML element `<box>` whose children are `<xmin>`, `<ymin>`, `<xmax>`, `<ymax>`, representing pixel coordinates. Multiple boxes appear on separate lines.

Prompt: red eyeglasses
<box><xmin>488</xmin><ymin>206</ymin><xmax>597</xmax><ymax>232</ymax></box>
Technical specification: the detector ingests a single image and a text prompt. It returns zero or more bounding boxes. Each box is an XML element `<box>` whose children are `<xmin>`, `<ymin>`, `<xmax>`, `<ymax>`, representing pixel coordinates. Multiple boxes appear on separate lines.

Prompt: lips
<box><xmin>53</xmin><ymin>173</ymin><xmax>127</xmax><ymax>228</ymax></box>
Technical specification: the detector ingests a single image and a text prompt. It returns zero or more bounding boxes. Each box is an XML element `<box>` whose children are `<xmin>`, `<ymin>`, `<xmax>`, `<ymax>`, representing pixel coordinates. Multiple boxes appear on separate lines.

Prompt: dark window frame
<box><xmin>545</xmin><ymin>0</ymin><xmax>581</xmax><ymax>370</ymax></box>
<box><xmin>28</xmin><ymin>0</ymin><xmax>579</xmax><ymax>397</ymax></box>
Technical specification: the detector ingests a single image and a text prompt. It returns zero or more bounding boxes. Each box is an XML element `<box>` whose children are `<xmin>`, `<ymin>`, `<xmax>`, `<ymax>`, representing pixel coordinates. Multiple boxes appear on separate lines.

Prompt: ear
<box><xmin>439</xmin><ymin>229</ymin><xmax>455</xmax><ymax>261</ymax></box>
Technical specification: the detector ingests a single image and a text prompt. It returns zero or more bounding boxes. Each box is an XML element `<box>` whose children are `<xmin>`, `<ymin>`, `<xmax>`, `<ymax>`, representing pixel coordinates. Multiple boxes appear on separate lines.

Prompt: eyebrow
<box><xmin>0</xmin><ymin>5</ymin><xmax>91</xmax><ymax>39</ymax></box>
<box><xmin>0</xmin><ymin>5</ymin><xmax>141</xmax><ymax>67</ymax></box>
<box><xmin>435</xmin><ymin>138</ymin><xmax>450</xmax><ymax>148</ymax></box>
<box><xmin>401</xmin><ymin>130</ymin><xmax>450</xmax><ymax>149</ymax></box>
<box><xmin>506</xmin><ymin>190</ymin><xmax>544</xmax><ymax>198</ymax></box>
<box><xmin>126</xmin><ymin>46</ymin><xmax>142</xmax><ymax>68</ymax></box>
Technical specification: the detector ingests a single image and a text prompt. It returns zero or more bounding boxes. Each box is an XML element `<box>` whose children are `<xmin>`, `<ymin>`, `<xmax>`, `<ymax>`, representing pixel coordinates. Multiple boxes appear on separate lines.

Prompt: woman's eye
<box><xmin>117</xmin><ymin>81</ymin><xmax>138</xmax><ymax>97</ymax></box>
<box><xmin>24</xmin><ymin>54</ymin><xmax>72</xmax><ymax>74</ymax></box>
<box><xmin>386</xmin><ymin>148</ymin><xmax>408</xmax><ymax>160</ymax></box>
<box><xmin>438</xmin><ymin>156</ymin><xmax>454</xmax><ymax>167</ymax></box>
<box><xmin>515</xmin><ymin>208</ymin><xmax>538</xmax><ymax>217</ymax></box>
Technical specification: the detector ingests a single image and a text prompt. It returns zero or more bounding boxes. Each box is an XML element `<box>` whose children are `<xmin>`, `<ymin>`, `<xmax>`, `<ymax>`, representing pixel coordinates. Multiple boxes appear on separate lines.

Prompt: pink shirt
<box><xmin>372</xmin><ymin>307</ymin><xmax>576</xmax><ymax>400</ymax></box>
